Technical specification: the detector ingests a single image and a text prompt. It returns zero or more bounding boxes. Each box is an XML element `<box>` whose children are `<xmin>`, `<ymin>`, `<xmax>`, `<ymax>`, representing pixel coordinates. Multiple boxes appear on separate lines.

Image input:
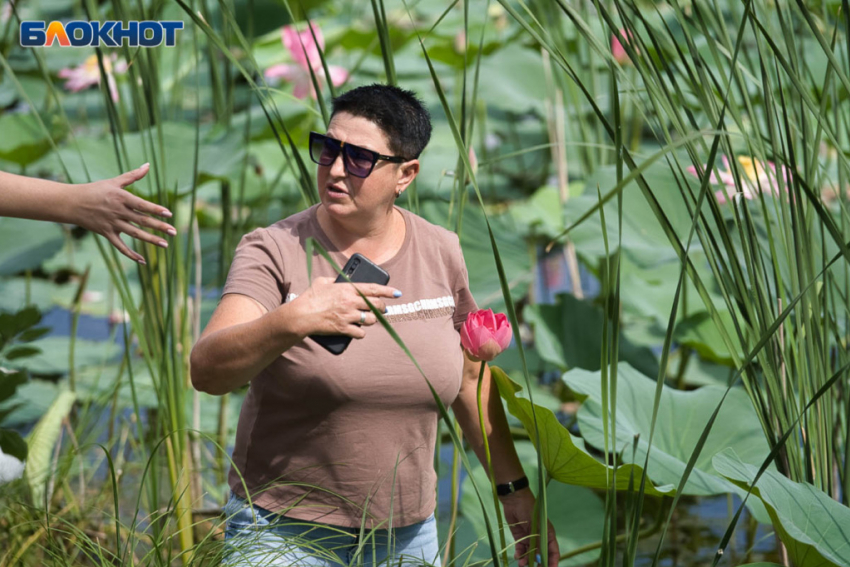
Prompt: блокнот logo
<box><xmin>20</xmin><ymin>21</ymin><xmax>183</xmax><ymax>47</ymax></box>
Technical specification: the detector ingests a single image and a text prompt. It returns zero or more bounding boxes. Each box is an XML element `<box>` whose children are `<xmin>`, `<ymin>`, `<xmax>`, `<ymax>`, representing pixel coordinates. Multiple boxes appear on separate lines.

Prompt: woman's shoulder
<box><xmin>400</xmin><ymin>207</ymin><xmax>461</xmax><ymax>248</ymax></box>
<box><xmin>400</xmin><ymin>207</ymin><xmax>466</xmax><ymax>272</ymax></box>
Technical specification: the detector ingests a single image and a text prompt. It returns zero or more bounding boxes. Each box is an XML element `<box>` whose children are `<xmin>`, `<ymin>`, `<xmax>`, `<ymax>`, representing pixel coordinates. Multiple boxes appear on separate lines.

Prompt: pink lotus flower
<box><xmin>461</xmin><ymin>309</ymin><xmax>512</xmax><ymax>362</ymax></box>
<box><xmin>612</xmin><ymin>28</ymin><xmax>637</xmax><ymax>65</ymax></box>
<box><xmin>686</xmin><ymin>155</ymin><xmax>792</xmax><ymax>204</ymax></box>
<box><xmin>58</xmin><ymin>54</ymin><xmax>128</xmax><ymax>102</ymax></box>
<box><xmin>264</xmin><ymin>22</ymin><xmax>348</xmax><ymax>100</ymax></box>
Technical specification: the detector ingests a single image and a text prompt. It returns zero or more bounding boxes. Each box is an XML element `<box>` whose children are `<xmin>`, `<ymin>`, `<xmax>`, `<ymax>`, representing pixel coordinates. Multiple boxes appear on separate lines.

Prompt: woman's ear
<box><xmin>396</xmin><ymin>159</ymin><xmax>420</xmax><ymax>192</ymax></box>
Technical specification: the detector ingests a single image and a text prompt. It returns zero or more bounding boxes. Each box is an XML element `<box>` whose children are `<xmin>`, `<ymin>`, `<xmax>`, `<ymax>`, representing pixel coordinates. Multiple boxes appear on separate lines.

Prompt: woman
<box><xmin>0</xmin><ymin>163</ymin><xmax>174</xmax><ymax>263</ymax></box>
<box><xmin>190</xmin><ymin>84</ymin><xmax>559</xmax><ymax>567</ymax></box>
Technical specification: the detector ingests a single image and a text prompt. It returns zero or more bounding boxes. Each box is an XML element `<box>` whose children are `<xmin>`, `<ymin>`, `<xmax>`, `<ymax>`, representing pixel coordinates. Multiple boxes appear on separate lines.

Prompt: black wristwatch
<box><xmin>496</xmin><ymin>476</ymin><xmax>529</xmax><ymax>496</ymax></box>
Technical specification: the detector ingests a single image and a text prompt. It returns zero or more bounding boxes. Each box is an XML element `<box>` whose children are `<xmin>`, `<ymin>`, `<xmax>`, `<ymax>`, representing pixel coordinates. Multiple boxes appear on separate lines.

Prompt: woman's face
<box><xmin>316</xmin><ymin>111</ymin><xmax>415</xmax><ymax>221</ymax></box>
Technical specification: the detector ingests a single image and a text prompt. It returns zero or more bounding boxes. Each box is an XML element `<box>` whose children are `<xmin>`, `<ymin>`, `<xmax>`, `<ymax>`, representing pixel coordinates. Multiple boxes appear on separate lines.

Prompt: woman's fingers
<box><xmin>515</xmin><ymin>540</ymin><xmax>528</xmax><ymax>566</ymax></box>
<box><xmin>127</xmin><ymin>192</ymin><xmax>173</xmax><ymax>219</ymax></box>
<box><xmin>354</xmin><ymin>296</ymin><xmax>387</xmax><ymax>315</ymax></box>
<box><xmin>354</xmin><ymin>309</ymin><xmax>382</xmax><ymax>326</ymax></box>
<box><xmin>346</xmin><ymin>324</ymin><xmax>368</xmax><ymax>339</ymax></box>
<box><xmin>546</xmin><ymin>522</ymin><xmax>560</xmax><ymax>566</ymax></box>
<box><xmin>116</xmin><ymin>163</ymin><xmax>150</xmax><ymax>188</ymax></box>
<box><xmin>105</xmin><ymin>232</ymin><xmax>146</xmax><ymax>265</ymax></box>
<box><xmin>349</xmin><ymin>282</ymin><xmax>401</xmax><ymax>298</ymax></box>
<box><xmin>117</xmin><ymin>221</ymin><xmax>169</xmax><ymax>249</ymax></box>
<box><xmin>131</xmin><ymin>210</ymin><xmax>176</xmax><ymax>236</ymax></box>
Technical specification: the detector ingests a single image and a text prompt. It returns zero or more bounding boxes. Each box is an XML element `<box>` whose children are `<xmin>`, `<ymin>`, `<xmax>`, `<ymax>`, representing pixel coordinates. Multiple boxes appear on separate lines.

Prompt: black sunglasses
<box><xmin>309</xmin><ymin>131</ymin><xmax>409</xmax><ymax>179</ymax></box>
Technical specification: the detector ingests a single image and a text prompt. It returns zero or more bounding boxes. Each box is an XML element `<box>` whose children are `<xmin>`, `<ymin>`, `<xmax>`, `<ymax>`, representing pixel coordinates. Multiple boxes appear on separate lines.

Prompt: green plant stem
<box><xmin>477</xmin><ymin>360</ymin><xmax>510</xmax><ymax>567</ymax></box>
<box><xmin>559</xmin><ymin>501</ymin><xmax>665</xmax><ymax>561</ymax></box>
<box><xmin>444</xmin><ymin>418</ymin><xmax>463</xmax><ymax>567</ymax></box>
<box><xmin>674</xmin><ymin>347</ymin><xmax>692</xmax><ymax>390</ymax></box>
<box><xmin>68</xmin><ymin>266</ymin><xmax>91</xmax><ymax>393</ymax></box>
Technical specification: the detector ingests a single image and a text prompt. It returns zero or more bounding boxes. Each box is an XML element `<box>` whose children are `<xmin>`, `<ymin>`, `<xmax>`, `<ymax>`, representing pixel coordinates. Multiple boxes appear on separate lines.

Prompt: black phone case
<box><xmin>309</xmin><ymin>253</ymin><xmax>390</xmax><ymax>355</ymax></box>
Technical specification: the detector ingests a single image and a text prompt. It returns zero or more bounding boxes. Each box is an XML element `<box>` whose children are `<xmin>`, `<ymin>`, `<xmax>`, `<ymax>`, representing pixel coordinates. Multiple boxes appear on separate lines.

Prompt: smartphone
<box><xmin>309</xmin><ymin>253</ymin><xmax>390</xmax><ymax>355</ymax></box>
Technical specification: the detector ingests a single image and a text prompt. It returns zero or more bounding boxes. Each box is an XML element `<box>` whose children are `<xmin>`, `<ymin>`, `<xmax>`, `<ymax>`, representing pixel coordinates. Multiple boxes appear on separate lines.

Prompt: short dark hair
<box><xmin>330</xmin><ymin>84</ymin><xmax>432</xmax><ymax>160</ymax></box>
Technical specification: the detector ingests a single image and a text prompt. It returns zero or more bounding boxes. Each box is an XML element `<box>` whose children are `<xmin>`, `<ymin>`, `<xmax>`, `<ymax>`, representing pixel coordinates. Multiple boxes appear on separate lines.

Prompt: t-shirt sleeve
<box><xmin>450</xmin><ymin>233</ymin><xmax>478</xmax><ymax>332</ymax></box>
<box><xmin>222</xmin><ymin>228</ymin><xmax>286</xmax><ymax>314</ymax></box>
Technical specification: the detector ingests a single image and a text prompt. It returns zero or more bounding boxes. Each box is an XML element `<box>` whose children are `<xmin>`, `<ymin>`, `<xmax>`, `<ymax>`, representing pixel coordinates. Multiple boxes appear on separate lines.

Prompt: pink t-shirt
<box><xmin>220</xmin><ymin>204</ymin><xmax>477</xmax><ymax>528</ymax></box>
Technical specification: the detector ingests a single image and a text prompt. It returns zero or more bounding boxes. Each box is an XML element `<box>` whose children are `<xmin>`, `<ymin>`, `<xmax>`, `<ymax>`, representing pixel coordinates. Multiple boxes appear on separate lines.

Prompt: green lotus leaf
<box><xmin>12</xmin><ymin>337</ymin><xmax>121</xmax><ymax>376</ymax></box>
<box><xmin>563</xmin><ymin>364</ymin><xmax>771</xmax><ymax>521</ymax></box>
<box><xmin>563</xmin><ymin>364</ymin><xmax>771</xmax><ymax>494</ymax></box>
<box><xmin>525</xmin><ymin>292</ymin><xmax>659</xmax><ymax>378</ymax></box>
<box><xmin>0</xmin><ymin>112</ymin><xmax>66</xmax><ymax>166</ymax></box>
<box><xmin>0</xmin><ymin>218</ymin><xmax>65</xmax><ymax>277</ymax></box>
<box><xmin>0</xmin><ymin>379</ymin><xmax>61</xmax><ymax>427</ymax></box>
<box><xmin>714</xmin><ymin>449</ymin><xmax>850</xmax><ymax>567</ymax></box>
<box><xmin>36</xmin><ymin>122</ymin><xmax>245</xmax><ymax>193</ymax></box>
<box><xmin>676</xmin><ymin>310</ymin><xmax>744</xmax><ymax>366</ymax></box>
<box><xmin>492</xmin><ymin>366</ymin><xmax>675</xmax><ymax>497</ymax></box>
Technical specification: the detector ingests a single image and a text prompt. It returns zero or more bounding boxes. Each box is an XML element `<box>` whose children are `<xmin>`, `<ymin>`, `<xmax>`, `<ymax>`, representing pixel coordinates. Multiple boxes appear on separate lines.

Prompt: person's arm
<box><xmin>0</xmin><ymin>164</ymin><xmax>175</xmax><ymax>264</ymax></box>
<box><xmin>451</xmin><ymin>351</ymin><xmax>560</xmax><ymax>567</ymax></box>
<box><xmin>189</xmin><ymin>277</ymin><xmax>401</xmax><ymax>395</ymax></box>
<box><xmin>451</xmin><ymin>352</ymin><xmax>526</xmax><ymax>484</ymax></box>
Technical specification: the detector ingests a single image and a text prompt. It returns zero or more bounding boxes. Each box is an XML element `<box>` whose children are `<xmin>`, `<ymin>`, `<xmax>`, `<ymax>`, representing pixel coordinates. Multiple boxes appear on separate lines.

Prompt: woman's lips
<box><xmin>326</xmin><ymin>185</ymin><xmax>348</xmax><ymax>198</ymax></box>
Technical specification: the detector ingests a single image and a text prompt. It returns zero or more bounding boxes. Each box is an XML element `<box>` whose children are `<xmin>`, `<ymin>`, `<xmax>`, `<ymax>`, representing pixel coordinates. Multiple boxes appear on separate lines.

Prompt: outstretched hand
<box><xmin>76</xmin><ymin>163</ymin><xmax>175</xmax><ymax>264</ymax></box>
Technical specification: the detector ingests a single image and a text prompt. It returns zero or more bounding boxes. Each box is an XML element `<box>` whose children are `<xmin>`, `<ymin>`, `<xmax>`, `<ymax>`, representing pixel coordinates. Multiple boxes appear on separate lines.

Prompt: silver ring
<box><xmin>359</xmin><ymin>310</ymin><xmax>367</xmax><ymax>324</ymax></box>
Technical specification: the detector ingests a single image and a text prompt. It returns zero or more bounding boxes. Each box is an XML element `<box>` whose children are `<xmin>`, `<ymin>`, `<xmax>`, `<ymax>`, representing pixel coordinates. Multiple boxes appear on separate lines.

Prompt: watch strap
<box><xmin>496</xmin><ymin>475</ymin><xmax>529</xmax><ymax>496</ymax></box>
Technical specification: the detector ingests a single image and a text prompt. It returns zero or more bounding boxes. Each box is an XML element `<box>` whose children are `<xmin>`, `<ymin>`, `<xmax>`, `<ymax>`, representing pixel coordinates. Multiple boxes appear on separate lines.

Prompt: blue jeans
<box><xmin>222</xmin><ymin>493</ymin><xmax>442</xmax><ymax>567</ymax></box>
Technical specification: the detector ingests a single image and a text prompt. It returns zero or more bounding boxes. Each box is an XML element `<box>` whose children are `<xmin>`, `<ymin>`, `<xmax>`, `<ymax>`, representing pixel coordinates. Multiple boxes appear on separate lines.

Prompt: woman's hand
<box><xmin>290</xmin><ymin>276</ymin><xmax>401</xmax><ymax>339</ymax></box>
<box><xmin>501</xmin><ymin>490</ymin><xmax>560</xmax><ymax>567</ymax></box>
<box><xmin>74</xmin><ymin>163</ymin><xmax>175</xmax><ymax>264</ymax></box>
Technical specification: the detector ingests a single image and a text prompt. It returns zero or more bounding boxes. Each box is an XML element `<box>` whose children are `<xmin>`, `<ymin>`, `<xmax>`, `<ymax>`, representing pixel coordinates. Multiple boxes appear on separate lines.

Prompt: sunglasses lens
<box><xmin>310</xmin><ymin>135</ymin><xmax>338</xmax><ymax>166</ymax></box>
<box><xmin>344</xmin><ymin>146</ymin><xmax>376</xmax><ymax>178</ymax></box>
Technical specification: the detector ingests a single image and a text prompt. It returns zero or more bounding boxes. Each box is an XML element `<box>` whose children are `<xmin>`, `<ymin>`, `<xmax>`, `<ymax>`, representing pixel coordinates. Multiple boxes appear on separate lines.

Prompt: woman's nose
<box><xmin>329</xmin><ymin>151</ymin><xmax>347</xmax><ymax>177</ymax></box>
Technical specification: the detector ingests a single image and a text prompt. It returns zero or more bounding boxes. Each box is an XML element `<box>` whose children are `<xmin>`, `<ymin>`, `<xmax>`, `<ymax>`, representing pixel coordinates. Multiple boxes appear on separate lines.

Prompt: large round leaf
<box><xmin>0</xmin><ymin>218</ymin><xmax>64</xmax><ymax>276</ymax></box>
<box><xmin>11</xmin><ymin>337</ymin><xmax>121</xmax><ymax>376</ymax></box>
<box><xmin>564</xmin><ymin>364</ymin><xmax>771</xmax><ymax>521</ymax></box>
<box><xmin>714</xmin><ymin>449</ymin><xmax>850</xmax><ymax>567</ymax></box>
<box><xmin>0</xmin><ymin>379</ymin><xmax>61</xmax><ymax>427</ymax></box>
<box><xmin>525</xmin><ymin>292</ymin><xmax>659</xmax><ymax>378</ymax></box>
<box><xmin>41</xmin><ymin>233</ymin><xmax>142</xmax><ymax>316</ymax></box>
<box><xmin>0</xmin><ymin>113</ymin><xmax>65</xmax><ymax>166</ymax></box>
<box><xmin>492</xmin><ymin>367</ymin><xmax>674</xmax><ymax>497</ymax></box>
<box><xmin>675</xmin><ymin>310</ymin><xmax>744</xmax><ymax>366</ymax></box>
<box><xmin>566</xmin><ymin>164</ymin><xmax>710</xmax><ymax>269</ymax></box>
<box><xmin>37</xmin><ymin>122</ymin><xmax>245</xmax><ymax>193</ymax></box>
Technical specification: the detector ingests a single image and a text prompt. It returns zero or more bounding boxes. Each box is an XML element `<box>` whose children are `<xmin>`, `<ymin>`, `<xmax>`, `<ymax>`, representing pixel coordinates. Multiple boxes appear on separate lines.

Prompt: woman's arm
<box><xmin>190</xmin><ymin>277</ymin><xmax>400</xmax><ymax>395</ymax></box>
<box><xmin>189</xmin><ymin>294</ymin><xmax>309</xmax><ymax>395</ymax></box>
<box><xmin>450</xmin><ymin>351</ymin><xmax>560</xmax><ymax>567</ymax></box>
<box><xmin>451</xmin><ymin>352</ymin><xmax>525</xmax><ymax>483</ymax></box>
<box><xmin>0</xmin><ymin>164</ymin><xmax>174</xmax><ymax>263</ymax></box>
